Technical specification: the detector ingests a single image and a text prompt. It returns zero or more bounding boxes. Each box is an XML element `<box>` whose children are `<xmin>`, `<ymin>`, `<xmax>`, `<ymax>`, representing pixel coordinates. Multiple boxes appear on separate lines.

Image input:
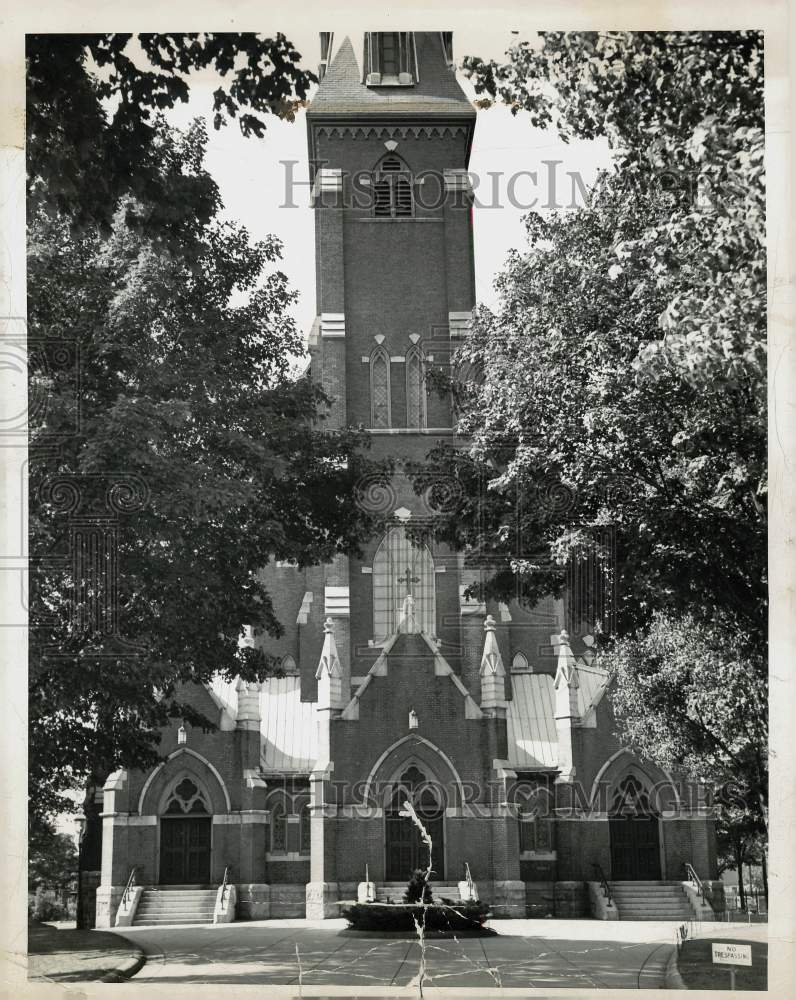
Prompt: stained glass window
<box><xmin>405</xmin><ymin>347</ymin><xmax>425</xmax><ymax>428</ymax></box>
<box><xmin>371</xmin><ymin>349</ymin><xmax>391</xmax><ymax>427</ymax></box>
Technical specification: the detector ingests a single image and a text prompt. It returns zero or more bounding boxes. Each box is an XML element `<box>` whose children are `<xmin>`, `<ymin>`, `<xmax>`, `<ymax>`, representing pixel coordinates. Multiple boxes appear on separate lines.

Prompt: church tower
<box><xmin>91</xmin><ymin>31</ymin><xmax>721</xmax><ymax>931</ymax></box>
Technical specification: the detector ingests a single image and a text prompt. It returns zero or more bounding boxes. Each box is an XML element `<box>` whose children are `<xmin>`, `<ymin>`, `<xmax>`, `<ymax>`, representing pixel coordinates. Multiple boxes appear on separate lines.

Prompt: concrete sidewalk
<box><xmin>105</xmin><ymin>917</ymin><xmax>720</xmax><ymax>988</ymax></box>
<box><xmin>27</xmin><ymin>922</ymin><xmax>145</xmax><ymax>982</ymax></box>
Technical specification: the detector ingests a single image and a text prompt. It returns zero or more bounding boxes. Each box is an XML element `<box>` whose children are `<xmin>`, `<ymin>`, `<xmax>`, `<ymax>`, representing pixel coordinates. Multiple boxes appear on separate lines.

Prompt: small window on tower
<box><xmin>373</xmin><ymin>155</ymin><xmax>413</xmax><ymax>218</ymax></box>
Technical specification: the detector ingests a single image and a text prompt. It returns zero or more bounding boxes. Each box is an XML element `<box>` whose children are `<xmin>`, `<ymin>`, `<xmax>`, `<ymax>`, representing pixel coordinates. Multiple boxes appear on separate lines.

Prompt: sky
<box><xmin>162</xmin><ymin>28</ymin><xmax>613</xmax><ymax>339</ymax></box>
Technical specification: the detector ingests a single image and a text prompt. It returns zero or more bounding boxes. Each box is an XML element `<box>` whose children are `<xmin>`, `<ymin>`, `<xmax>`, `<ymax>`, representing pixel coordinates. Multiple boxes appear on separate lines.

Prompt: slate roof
<box><xmin>308</xmin><ymin>33</ymin><xmax>476</xmax><ymax>119</ymax></box>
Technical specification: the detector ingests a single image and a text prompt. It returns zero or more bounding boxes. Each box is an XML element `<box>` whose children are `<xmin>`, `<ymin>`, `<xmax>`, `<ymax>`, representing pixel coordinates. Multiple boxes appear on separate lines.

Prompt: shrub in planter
<box><xmin>340</xmin><ymin>899</ymin><xmax>490</xmax><ymax>932</ymax></box>
<box><xmin>403</xmin><ymin>869</ymin><xmax>433</xmax><ymax>904</ymax></box>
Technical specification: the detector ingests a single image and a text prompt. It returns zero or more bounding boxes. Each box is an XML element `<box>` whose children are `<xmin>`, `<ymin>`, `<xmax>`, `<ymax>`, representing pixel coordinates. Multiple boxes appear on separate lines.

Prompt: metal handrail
<box><xmin>220</xmin><ymin>865</ymin><xmax>231</xmax><ymax>907</ymax></box>
<box><xmin>121</xmin><ymin>866</ymin><xmax>138</xmax><ymax>909</ymax></box>
<box><xmin>684</xmin><ymin>862</ymin><xmax>711</xmax><ymax>904</ymax></box>
<box><xmin>592</xmin><ymin>863</ymin><xmax>613</xmax><ymax>906</ymax></box>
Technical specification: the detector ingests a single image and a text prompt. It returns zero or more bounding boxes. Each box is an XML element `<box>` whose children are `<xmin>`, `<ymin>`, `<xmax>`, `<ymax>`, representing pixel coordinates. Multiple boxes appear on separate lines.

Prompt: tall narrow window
<box><xmin>370</xmin><ymin>348</ymin><xmax>391</xmax><ymax>427</ymax></box>
<box><xmin>270</xmin><ymin>799</ymin><xmax>287</xmax><ymax>853</ymax></box>
<box><xmin>372</xmin><ymin>526</ymin><xmax>436</xmax><ymax>639</ymax></box>
<box><xmin>373</xmin><ymin>155</ymin><xmax>413</xmax><ymax>218</ymax></box>
<box><xmin>405</xmin><ymin>346</ymin><xmax>426</xmax><ymax>428</ymax></box>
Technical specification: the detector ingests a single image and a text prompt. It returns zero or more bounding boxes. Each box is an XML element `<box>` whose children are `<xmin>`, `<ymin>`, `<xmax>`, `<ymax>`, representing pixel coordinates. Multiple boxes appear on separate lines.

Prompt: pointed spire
<box><xmin>554</xmin><ymin>629</ymin><xmax>580</xmax><ymax>721</ymax></box>
<box><xmin>480</xmin><ymin>615</ymin><xmax>506</xmax><ymax>710</ymax></box>
<box><xmin>316</xmin><ymin>617</ymin><xmax>344</xmax><ymax>710</ymax></box>
<box><xmin>480</xmin><ymin>615</ymin><xmax>505</xmax><ymax>676</ymax></box>
<box><xmin>323</xmin><ymin>35</ymin><xmax>359</xmax><ymax>85</ymax></box>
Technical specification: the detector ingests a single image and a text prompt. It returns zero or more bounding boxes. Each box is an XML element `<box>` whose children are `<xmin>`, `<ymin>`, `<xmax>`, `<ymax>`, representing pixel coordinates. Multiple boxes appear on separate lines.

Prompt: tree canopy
<box><xmin>412</xmin><ymin>31</ymin><xmax>765</xmax><ymax>639</ymax></box>
<box><xmin>27</xmin><ymin>32</ymin><xmax>315</xmax><ymax>234</ymax></box>
<box><xmin>28</xmin><ymin>45</ymin><xmax>384</xmax><ymax>822</ymax></box>
<box><xmin>410</xmin><ymin>32</ymin><xmax>766</xmax><ymax>829</ymax></box>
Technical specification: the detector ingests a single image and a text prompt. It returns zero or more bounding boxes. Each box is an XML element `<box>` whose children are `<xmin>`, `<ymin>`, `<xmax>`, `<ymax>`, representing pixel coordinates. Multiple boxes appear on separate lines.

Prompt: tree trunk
<box><xmin>761</xmin><ymin>849</ymin><xmax>768</xmax><ymax>903</ymax></box>
<box><xmin>735</xmin><ymin>839</ymin><xmax>746</xmax><ymax>910</ymax></box>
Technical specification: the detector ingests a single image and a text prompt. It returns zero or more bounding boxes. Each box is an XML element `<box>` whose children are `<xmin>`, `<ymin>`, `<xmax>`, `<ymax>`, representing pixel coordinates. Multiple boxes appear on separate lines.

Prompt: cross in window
<box><xmin>397</xmin><ymin>565</ymin><xmax>420</xmax><ymax>595</ymax></box>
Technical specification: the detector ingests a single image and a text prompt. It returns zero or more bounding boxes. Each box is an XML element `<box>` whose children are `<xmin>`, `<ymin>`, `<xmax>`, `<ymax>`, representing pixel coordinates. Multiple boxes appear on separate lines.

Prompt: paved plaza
<box><xmin>105</xmin><ymin>917</ymin><xmax>755</xmax><ymax>989</ymax></box>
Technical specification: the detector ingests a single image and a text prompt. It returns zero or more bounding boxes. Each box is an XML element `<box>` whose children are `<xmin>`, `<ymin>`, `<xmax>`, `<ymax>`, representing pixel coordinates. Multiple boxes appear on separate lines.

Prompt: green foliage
<box><xmin>403</xmin><ymin>869</ymin><xmax>434</xmax><ymax>904</ymax></box>
<box><xmin>28</xmin><ymin>119</ymin><xmax>389</xmax><ymax>823</ymax></box>
<box><xmin>411</xmin><ymin>33</ymin><xmax>767</xmax><ymax>848</ymax></box>
<box><xmin>340</xmin><ymin>900</ymin><xmax>490</xmax><ymax>932</ymax></box>
<box><xmin>30</xmin><ymin>887</ymin><xmax>71</xmax><ymax>924</ymax></box>
<box><xmin>27</xmin><ymin>33</ymin><xmax>315</xmax><ymax>235</ymax></box>
<box><xmin>412</xmin><ymin>32</ymin><xmax>765</xmax><ymax>640</ymax></box>
<box><xmin>604</xmin><ymin>612</ymin><xmax>767</xmax><ymax>827</ymax></box>
<box><xmin>29</xmin><ymin>818</ymin><xmax>79</xmax><ymax>899</ymax></box>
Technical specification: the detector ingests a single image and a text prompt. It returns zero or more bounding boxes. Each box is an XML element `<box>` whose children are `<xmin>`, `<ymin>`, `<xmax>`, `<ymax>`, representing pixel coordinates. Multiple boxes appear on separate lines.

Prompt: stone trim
<box><xmin>320</xmin><ymin>313</ymin><xmax>346</xmax><ymax>338</ymax></box>
<box><xmin>315</xmin><ymin>124</ymin><xmax>469</xmax><ymax>140</ymax></box>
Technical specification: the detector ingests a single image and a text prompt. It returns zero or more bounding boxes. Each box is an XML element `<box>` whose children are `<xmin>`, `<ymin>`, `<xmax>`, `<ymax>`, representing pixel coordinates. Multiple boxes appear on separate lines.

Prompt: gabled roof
<box><xmin>308</xmin><ymin>32</ymin><xmax>476</xmax><ymax>119</ymax></box>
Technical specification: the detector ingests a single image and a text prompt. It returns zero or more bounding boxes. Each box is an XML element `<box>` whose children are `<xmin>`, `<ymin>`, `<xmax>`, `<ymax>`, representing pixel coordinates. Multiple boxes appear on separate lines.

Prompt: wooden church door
<box><xmin>159</xmin><ymin>777</ymin><xmax>212</xmax><ymax>885</ymax></box>
<box><xmin>385</xmin><ymin>765</ymin><xmax>444</xmax><ymax>881</ymax></box>
<box><xmin>609</xmin><ymin>775</ymin><xmax>662</xmax><ymax>880</ymax></box>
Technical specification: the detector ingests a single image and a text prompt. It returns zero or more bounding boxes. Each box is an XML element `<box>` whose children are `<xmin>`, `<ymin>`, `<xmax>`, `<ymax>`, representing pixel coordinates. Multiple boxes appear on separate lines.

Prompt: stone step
<box><xmin>133</xmin><ymin>888</ymin><xmax>219</xmax><ymax>927</ymax></box>
<box><xmin>133</xmin><ymin>917</ymin><xmax>213</xmax><ymax>925</ymax></box>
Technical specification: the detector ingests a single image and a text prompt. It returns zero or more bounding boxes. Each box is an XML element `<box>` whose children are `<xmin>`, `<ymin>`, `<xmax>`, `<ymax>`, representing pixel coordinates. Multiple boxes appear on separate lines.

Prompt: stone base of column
<box><xmin>491</xmin><ymin>880</ymin><xmax>526</xmax><ymax>918</ymax></box>
<box><xmin>305</xmin><ymin>881</ymin><xmax>340</xmax><ymax>919</ymax></box>
<box><xmin>94</xmin><ymin>885</ymin><xmax>124</xmax><ymax>928</ymax></box>
<box><xmin>554</xmin><ymin>880</ymin><xmax>589</xmax><ymax>918</ymax></box>
<box><xmin>237</xmin><ymin>883</ymin><xmax>271</xmax><ymax>920</ymax></box>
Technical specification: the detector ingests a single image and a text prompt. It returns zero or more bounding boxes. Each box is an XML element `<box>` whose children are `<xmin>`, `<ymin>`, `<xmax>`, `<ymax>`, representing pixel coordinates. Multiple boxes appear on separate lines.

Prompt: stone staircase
<box><xmin>375</xmin><ymin>883</ymin><xmax>462</xmax><ymax>904</ymax></box>
<box><xmin>132</xmin><ymin>887</ymin><xmax>217</xmax><ymax>926</ymax></box>
<box><xmin>611</xmin><ymin>881</ymin><xmax>693</xmax><ymax>921</ymax></box>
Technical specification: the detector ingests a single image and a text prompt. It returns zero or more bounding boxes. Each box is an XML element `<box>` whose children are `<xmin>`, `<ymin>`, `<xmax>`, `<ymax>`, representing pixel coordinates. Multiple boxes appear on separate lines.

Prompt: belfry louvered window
<box><xmin>370</xmin><ymin>347</ymin><xmax>391</xmax><ymax>427</ymax></box>
<box><xmin>365</xmin><ymin>32</ymin><xmax>417</xmax><ymax>86</ymax></box>
<box><xmin>373</xmin><ymin>155</ymin><xmax>413</xmax><ymax>218</ymax></box>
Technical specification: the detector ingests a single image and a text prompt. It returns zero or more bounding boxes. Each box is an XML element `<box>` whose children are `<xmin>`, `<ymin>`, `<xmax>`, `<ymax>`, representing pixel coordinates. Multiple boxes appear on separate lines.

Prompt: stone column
<box><xmin>95</xmin><ymin>769</ymin><xmax>129</xmax><ymax>928</ymax></box>
<box><xmin>554</xmin><ymin>630</ymin><xmax>580</xmax><ymax>783</ymax></box>
<box><xmin>306</xmin><ymin>619</ymin><xmax>343</xmax><ymax>918</ymax></box>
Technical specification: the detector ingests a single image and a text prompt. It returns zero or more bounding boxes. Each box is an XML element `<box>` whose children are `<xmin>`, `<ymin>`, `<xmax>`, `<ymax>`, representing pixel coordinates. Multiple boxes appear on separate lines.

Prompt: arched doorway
<box><xmin>372</xmin><ymin>526</ymin><xmax>435</xmax><ymax>640</ymax></box>
<box><xmin>609</xmin><ymin>775</ymin><xmax>662</xmax><ymax>880</ymax></box>
<box><xmin>159</xmin><ymin>777</ymin><xmax>212</xmax><ymax>884</ymax></box>
<box><xmin>385</xmin><ymin>765</ymin><xmax>445</xmax><ymax>881</ymax></box>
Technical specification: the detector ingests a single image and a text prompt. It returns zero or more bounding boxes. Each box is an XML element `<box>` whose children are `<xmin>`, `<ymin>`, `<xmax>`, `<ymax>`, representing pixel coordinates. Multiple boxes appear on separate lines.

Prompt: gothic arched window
<box><xmin>370</xmin><ymin>347</ymin><xmax>391</xmax><ymax>428</ymax></box>
<box><xmin>373</xmin><ymin>155</ymin><xmax>413</xmax><ymax>218</ymax></box>
<box><xmin>405</xmin><ymin>346</ymin><xmax>426</xmax><ymax>428</ymax></box>
<box><xmin>163</xmin><ymin>777</ymin><xmax>209</xmax><ymax>815</ymax></box>
<box><xmin>299</xmin><ymin>799</ymin><xmax>311</xmax><ymax>855</ymax></box>
<box><xmin>270</xmin><ymin>798</ymin><xmax>287</xmax><ymax>853</ymax></box>
<box><xmin>610</xmin><ymin>775</ymin><xmax>656</xmax><ymax>817</ymax></box>
<box><xmin>372</xmin><ymin>526</ymin><xmax>435</xmax><ymax>640</ymax></box>
<box><xmin>511</xmin><ymin>651</ymin><xmax>530</xmax><ymax>673</ymax></box>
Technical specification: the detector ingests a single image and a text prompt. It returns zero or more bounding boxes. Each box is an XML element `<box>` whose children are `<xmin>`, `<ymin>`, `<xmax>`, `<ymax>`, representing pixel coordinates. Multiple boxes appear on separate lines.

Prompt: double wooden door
<box><xmin>160</xmin><ymin>817</ymin><xmax>211</xmax><ymax>884</ymax></box>
<box><xmin>385</xmin><ymin>811</ymin><xmax>444</xmax><ymax>882</ymax></box>
<box><xmin>609</xmin><ymin>815</ymin><xmax>662</xmax><ymax>880</ymax></box>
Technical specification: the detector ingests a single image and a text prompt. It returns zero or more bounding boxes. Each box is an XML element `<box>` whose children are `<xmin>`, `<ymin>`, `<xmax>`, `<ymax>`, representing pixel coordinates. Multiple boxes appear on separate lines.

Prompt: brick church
<box><xmin>87</xmin><ymin>31</ymin><xmax>720</xmax><ymax>928</ymax></box>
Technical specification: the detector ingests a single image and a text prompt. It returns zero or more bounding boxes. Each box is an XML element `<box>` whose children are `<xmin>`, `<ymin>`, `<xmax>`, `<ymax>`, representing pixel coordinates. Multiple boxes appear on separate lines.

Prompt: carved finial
<box><xmin>324</xmin><ymin>616</ymin><xmax>334</xmax><ymax>634</ymax></box>
<box><xmin>484</xmin><ymin>614</ymin><xmax>497</xmax><ymax>632</ymax></box>
<box><xmin>560</xmin><ymin>628</ymin><xmax>570</xmax><ymax>642</ymax></box>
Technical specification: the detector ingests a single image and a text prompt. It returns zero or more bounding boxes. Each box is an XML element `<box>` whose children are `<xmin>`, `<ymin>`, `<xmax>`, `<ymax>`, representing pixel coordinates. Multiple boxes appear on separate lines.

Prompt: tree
<box><xmin>28</xmin><ymin>120</ymin><xmax>388</xmax><ymax>823</ymax></box>
<box><xmin>604</xmin><ymin>612</ymin><xmax>767</xmax><ymax>832</ymax></box>
<box><xmin>408</xmin><ymin>32</ymin><xmax>766</xmax><ymax>857</ymax></box>
<box><xmin>27</xmin><ymin>32</ymin><xmax>315</xmax><ymax>235</ymax></box>
<box><xmin>410</xmin><ymin>31</ymin><xmax>765</xmax><ymax>642</ymax></box>
<box><xmin>29</xmin><ymin>818</ymin><xmax>78</xmax><ymax>902</ymax></box>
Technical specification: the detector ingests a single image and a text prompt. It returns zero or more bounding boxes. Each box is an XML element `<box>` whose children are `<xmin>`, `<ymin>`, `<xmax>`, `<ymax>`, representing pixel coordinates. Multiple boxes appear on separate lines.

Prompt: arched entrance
<box><xmin>159</xmin><ymin>777</ymin><xmax>212</xmax><ymax>884</ymax></box>
<box><xmin>609</xmin><ymin>775</ymin><xmax>661</xmax><ymax>880</ymax></box>
<box><xmin>385</xmin><ymin>765</ymin><xmax>445</xmax><ymax>881</ymax></box>
<box><xmin>372</xmin><ymin>526</ymin><xmax>435</xmax><ymax>640</ymax></box>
